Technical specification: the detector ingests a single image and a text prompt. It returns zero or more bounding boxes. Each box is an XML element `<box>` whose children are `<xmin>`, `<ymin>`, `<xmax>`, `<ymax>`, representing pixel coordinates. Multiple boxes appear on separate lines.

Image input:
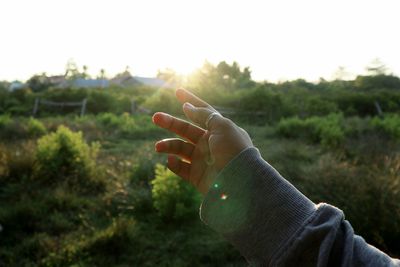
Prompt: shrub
<box><xmin>314</xmin><ymin>114</ymin><xmax>345</xmax><ymax>148</ymax></box>
<box><xmin>84</xmin><ymin>217</ymin><xmax>136</xmax><ymax>258</ymax></box>
<box><xmin>151</xmin><ymin>164</ymin><xmax>200</xmax><ymax>221</ymax></box>
<box><xmin>96</xmin><ymin>112</ymin><xmax>137</xmax><ymax>134</ymax></box>
<box><xmin>0</xmin><ymin>114</ymin><xmax>11</xmax><ymax>128</ymax></box>
<box><xmin>276</xmin><ymin>113</ymin><xmax>345</xmax><ymax>148</ymax></box>
<box><xmin>343</xmin><ymin>116</ymin><xmax>371</xmax><ymax>138</ymax></box>
<box><xmin>371</xmin><ymin>114</ymin><xmax>400</xmax><ymax>140</ymax></box>
<box><xmin>34</xmin><ymin>125</ymin><xmax>102</xmax><ymax>191</ymax></box>
<box><xmin>143</xmin><ymin>88</ymin><xmax>181</xmax><ymax>115</ymax></box>
<box><xmin>96</xmin><ymin>113</ymin><xmax>164</xmax><ymax>139</ymax></box>
<box><xmin>276</xmin><ymin>116</ymin><xmax>311</xmax><ymax>139</ymax></box>
<box><xmin>304</xmin><ymin>154</ymin><xmax>400</xmax><ymax>256</ymax></box>
<box><xmin>0</xmin><ymin>145</ymin><xmax>9</xmax><ymax>178</ymax></box>
<box><xmin>0</xmin><ymin>115</ymin><xmax>27</xmax><ymax>140</ymax></box>
<box><xmin>87</xmin><ymin>90</ymin><xmax>119</xmax><ymax>114</ymax></box>
<box><xmin>0</xmin><ymin>142</ymin><xmax>35</xmax><ymax>183</ymax></box>
<box><xmin>237</xmin><ymin>87</ymin><xmax>285</xmax><ymax>122</ymax></box>
<box><xmin>27</xmin><ymin>117</ymin><xmax>47</xmax><ymax>137</ymax></box>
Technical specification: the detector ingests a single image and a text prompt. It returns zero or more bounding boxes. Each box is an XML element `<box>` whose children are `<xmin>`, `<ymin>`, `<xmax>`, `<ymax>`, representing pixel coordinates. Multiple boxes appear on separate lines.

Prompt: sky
<box><xmin>1</xmin><ymin>0</ymin><xmax>400</xmax><ymax>82</ymax></box>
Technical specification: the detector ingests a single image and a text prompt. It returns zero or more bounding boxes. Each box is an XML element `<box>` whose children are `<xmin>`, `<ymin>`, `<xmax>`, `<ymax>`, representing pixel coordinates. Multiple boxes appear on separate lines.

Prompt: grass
<box><xmin>0</xmin><ymin>113</ymin><xmax>399</xmax><ymax>265</ymax></box>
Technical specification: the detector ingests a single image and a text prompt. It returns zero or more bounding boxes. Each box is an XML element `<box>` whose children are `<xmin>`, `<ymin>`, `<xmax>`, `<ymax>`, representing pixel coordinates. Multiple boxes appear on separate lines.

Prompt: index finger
<box><xmin>176</xmin><ymin>88</ymin><xmax>213</xmax><ymax>109</ymax></box>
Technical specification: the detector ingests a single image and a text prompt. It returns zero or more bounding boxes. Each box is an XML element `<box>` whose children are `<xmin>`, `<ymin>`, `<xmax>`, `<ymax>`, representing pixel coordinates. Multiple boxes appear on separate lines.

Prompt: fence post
<box><xmin>32</xmin><ymin>98</ymin><xmax>40</xmax><ymax>117</ymax></box>
<box><xmin>81</xmin><ymin>98</ymin><xmax>87</xmax><ymax>116</ymax></box>
<box><xmin>131</xmin><ymin>100</ymin><xmax>137</xmax><ymax>114</ymax></box>
<box><xmin>374</xmin><ymin>101</ymin><xmax>383</xmax><ymax>117</ymax></box>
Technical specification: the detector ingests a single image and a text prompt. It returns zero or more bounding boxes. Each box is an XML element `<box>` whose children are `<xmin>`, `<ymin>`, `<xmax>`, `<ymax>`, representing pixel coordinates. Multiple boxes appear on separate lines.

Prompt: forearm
<box><xmin>200</xmin><ymin>148</ymin><xmax>400</xmax><ymax>266</ymax></box>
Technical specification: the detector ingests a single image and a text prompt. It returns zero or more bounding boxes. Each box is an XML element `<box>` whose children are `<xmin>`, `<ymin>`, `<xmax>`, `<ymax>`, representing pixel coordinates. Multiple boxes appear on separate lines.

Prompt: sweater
<box><xmin>200</xmin><ymin>147</ymin><xmax>400</xmax><ymax>266</ymax></box>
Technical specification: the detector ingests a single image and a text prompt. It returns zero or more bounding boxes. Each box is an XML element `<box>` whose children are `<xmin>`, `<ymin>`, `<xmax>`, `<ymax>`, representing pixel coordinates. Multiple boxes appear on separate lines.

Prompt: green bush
<box><xmin>87</xmin><ymin>90</ymin><xmax>119</xmax><ymax>114</ymax></box>
<box><xmin>34</xmin><ymin>125</ymin><xmax>102</xmax><ymax>191</ymax></box>
<box><xmin>304</xmin><ymin>154</ymin><xmax>400</xmax><ymax>256</ymax></box>
<box><xmin>315</xmin><ymin>114</ymin><xmax>345</xmax><ymax>148</ymax></box>
<box><xmin>0</xmin><ymin>114</ymin><xmax>11</xmax><ymax>128</ymax></box>
<box><xmin>276</xmin><ymin>113</ymin><xmax>345</xmax><ymax>148</ymax></box>
<box><xmin>237</xmin><ymin>87</ymin><xmax>285</xmax><ymax>122</ymax></box>
<box><xmin>0</xmin><ymin>115</ymin><xmax>27</xmax><ymax>140</ymax></box>
<box><xmin>371</xmin><ymin>114</ymin><xmax>400</xmax><ymax>140</ymax></box>
<box><xmin>96</xmin><ymin>112</ymin><xmax>140</xmax><ymax>136</ymax></box>
<box><xmin>0</xmin><ymin>142</ymin><xmax>35</xmax><ymax>183</ymax></box>
<box><xmin>276</xmin><ymin>116</ymin><xmax>311</xmax><ymax>139</ymax></box>
<box><xmin>143</xmin><ymin>88</ymin><xmax>181</xmax><ymax>115</ymax></box>
<box><xmin>27</xmin><ymin>117</ymin><xmax>47</xmax><ymax>137</ymax></box>
<box><xmin>84</xmin><ymin>217</ymin><xmax>136</xmax><ymax>258</ymax></box>
<box><xmin>0</xmin><ymin>145</ymin><xmax>9</xmax><ymax>178</ymax></box>
<box><xmin>151</xmin><ymin>164</ymin><xmax>200</xmax><ymax>222</ymax></box>
<box><xmin>96</xmin><ymin>113</ymin><xmax>164</xmax><ymax>139</ymax></box>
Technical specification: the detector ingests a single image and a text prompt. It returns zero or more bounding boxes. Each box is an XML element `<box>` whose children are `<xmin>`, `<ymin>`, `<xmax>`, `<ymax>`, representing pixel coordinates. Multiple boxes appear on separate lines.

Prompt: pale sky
<box><xmin>1</xmin><ymin>0</ymin><xmax>399</xmax><ymax>82</ymax></box>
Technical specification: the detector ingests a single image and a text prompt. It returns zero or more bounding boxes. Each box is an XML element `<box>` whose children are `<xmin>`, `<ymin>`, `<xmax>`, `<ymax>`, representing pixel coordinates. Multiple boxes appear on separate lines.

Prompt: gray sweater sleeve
<box><xmin>200</xmin><ymin>147</ymin><xmax>400</xmax><ymax>266</ymax></box>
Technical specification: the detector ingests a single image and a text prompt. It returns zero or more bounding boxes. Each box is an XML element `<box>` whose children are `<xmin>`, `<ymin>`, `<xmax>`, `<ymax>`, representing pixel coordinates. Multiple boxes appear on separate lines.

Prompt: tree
<box><xmin>187</xmin><ymin>61</ymin><xmax>254</xmax><ymax>95</ymax></box>
<box><xmin>98</xmin><ymin>68</ymin><xmax>106</xmax><ymax>79</ymax></box>
<box><xmin>157</xmin><ymin>68</ymin><xmax>183</xmax><ymax>87</ymax></box>
<box><xmin>27</xmin><ymin>73</ymin><xmax>51</xmax><ymax>92</ymax></box>
<box><xmin>82</xmin><ymin>65</ymin><xmax>90</xmax><ymax>79</ymax></box>
<box><xmin>333</xmin><ymin>66</ymin><xmax>352</xmax><ymax>81</ymax></box>
<box><xmin>366</xmin><ymin>58</ymin><xmax>388</xmax><ymax>76</ymax></box>
<box><xmin>65</xmin><ymin>59</ymin><xmax>80</xmax><ymax>78</ymax></box>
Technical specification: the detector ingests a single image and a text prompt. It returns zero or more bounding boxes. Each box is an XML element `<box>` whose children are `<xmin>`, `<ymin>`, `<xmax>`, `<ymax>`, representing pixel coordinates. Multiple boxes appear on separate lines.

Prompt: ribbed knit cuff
<box><xmin>200</xmin><ymin>147</ymin><xmax>317</xmax><ymax>265</ymax></box>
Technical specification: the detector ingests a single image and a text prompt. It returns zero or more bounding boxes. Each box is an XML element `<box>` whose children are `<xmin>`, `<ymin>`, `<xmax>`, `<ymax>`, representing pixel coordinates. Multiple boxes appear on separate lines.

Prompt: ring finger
<box><xmin>155</xmin><ymin>138</ymin><xmax>195</xmax><ymax>161</ymax></box>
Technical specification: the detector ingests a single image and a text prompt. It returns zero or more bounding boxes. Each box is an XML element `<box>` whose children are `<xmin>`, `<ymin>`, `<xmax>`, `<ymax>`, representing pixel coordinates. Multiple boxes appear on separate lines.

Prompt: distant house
<box><xmin>49</xmin><ymin>76</ymin><xmax>109</xmax><ymax>89</ymax></box>
<box><xmin>133</xmin><ymin>76</ymin><xmax>170</xmax><ymax>88</ymax></box>
<box><xmin>71</xmin><ymin>78</ymin><xmax>109</xmax><ymax>88</ymax></box>
<box><xmin>110</xmin><ymin>71</ymin><xmax>171</xmax><ymax>88</ymax></box>
<box><xmin>8</xmin><ymin>81</ymin><xmax>26</xmax><ymax>91</ymax></box>
<box><xmin>30</xmin><ymin>72</ymin><xmax>171</xmax><ymax>89</ymax></box>
<box><xmin>48</xmin><ymin>75</ymin><xmax>67</xmax><ymax>87</ymax></box>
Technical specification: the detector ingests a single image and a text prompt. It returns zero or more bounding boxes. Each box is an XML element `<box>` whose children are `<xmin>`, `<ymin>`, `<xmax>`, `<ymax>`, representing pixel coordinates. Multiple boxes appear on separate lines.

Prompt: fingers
<box><xmin>152</xmin><ymin>112</ymin><xmax>205</xmax><ymax>144</ymax></box>
<box><xmin>167</xmin><ymin>155</ymin><xmax>191</xmax><ymax>181</ymax></box>
<box><xmin>183</xmin><ymin>103</ymin><xmax>224</xmax><ymax>129</ymax></box>
<box><xmin>176</xmin><ymin>88</ymin><xmax>211</xmax><ymax>108</ymax></box>
<box><xmin>155</xmin><ymin>138</ymin><xmax>195</xmax><ymax>161</ymax></box>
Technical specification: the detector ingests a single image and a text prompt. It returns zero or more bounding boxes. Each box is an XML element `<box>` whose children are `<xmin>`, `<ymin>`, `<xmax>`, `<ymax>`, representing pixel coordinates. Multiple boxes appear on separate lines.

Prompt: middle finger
<box><xmin>152</xmin><ymin>112</ymin><xmax>205</xmax><ymax>143</ymax></box>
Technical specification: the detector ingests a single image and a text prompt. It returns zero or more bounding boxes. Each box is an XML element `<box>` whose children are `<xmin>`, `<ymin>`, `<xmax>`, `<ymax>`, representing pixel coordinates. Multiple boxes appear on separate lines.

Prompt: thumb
<box><xmin>183</xmin><ymin>102</ymin><xmax>222</xmax><ymax>129</ymax></box>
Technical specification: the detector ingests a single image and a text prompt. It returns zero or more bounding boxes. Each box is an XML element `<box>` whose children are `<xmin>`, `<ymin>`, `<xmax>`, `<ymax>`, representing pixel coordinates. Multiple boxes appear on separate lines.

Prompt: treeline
<box><xmin>1</xmin><ymin>61</ymin><xmax>400</xmax><ymax>120</ymax></box>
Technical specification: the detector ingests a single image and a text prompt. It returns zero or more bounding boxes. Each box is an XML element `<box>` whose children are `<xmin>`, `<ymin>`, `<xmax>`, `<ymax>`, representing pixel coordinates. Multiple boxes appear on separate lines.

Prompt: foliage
<box><xmin>371</xmin><ymin>114</ymin><xmax>400</xmax><ymax>140</ymax></box>
<box><xmin>96</xmin><ymin>113</ymin><xmax>136</xmax><ymax>132</ymax></box>
<box><xmin>0</xmin><ymin>113</ymin><xmax>11</xmax><ymax>128</ymax></box>
<box><xmin>2</xmin><ymin>64</ymin><xmax>400</xmax><ymax>264</ymax></box>
<box><xmin>277</xmin><ymin>113</ymin><xmax>345</xmax><ymax>148</ymax></box>
<box><xmin>0</xmin><ymin>142</ymin><xmax>35</xmax><ymax>184</ymax></box>
<box><xmin>237</xmin><ymin>87</ymin><xmax>285</xmax><ymax>122</ymax></box>
<box><xmin>0</xmin><ymin>115</ymin><xmax>27</xmax><ymax>140</ymax></box>
<box><xmin>27</xmin><ymin>117</ymin><xmax>47</xmax><ymax>137</ymax></box>
<box><xmin>34</xmin><ymin>125</ymin><xmax>102</xmax><ymax>191</ymax></box>
<box><xmin>354</xmin><ymin>74</ymin><xmax>400</xmax><ymax>90</ymax></box>
<box><xmin>187</xmin><ymin>61</ymin><xmax>254</xmax><ymax>93</ymax></box>
<box><xmin>0</xmin><ymin>145</ymin><xmax>9</xmax><ymax>178</ymax></box>
<box><xmin>303</xmin><ymin>154</ymin><xmax>400</xmax><ymax>255</ymax></box>
<box><xmin>27</xmin><ymin>74</ymin><xmax>52</xmax><ymax>92</ymax></box>
<box><xmin>143</xmin><ymin>88</ymin><xmax>181</xmax><ymax>114</ymax></box>
<box><xmin>151</xmin><ymin>164</ymin><xmax>201</xmax><ymax>221</ymax></box>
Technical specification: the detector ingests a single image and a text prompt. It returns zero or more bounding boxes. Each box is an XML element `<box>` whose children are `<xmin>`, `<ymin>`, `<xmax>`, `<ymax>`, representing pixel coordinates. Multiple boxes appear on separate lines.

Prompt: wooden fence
<box><xmin>32</xmin><ymin>98</ymin><xmax>87</xmax><ymax>116</ymax></box>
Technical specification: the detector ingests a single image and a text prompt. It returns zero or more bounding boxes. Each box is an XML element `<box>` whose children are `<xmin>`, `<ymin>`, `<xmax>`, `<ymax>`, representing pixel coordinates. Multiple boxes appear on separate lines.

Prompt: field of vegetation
<box><xmin>1</xmin><ymin>61</ymin><xmax>400</xmax><ymax>266</ymax></box>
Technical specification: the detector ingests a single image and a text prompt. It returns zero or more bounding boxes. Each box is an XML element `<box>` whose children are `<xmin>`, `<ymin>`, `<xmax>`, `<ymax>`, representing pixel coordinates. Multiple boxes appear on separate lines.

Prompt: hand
<box><xmin>152</xmin><ymin>89</ymin><xmax>253</xmax><ymax>195</ymax></box>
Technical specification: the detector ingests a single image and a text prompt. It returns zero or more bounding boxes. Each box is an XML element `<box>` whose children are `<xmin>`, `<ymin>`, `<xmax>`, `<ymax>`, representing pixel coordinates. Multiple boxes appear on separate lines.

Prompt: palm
<box><xmin>153</xmin><ymin>89</ymin><xmax>253</xmax><ymax>195</ymax></box>
<box><xmin>189</xmin><ymin>132</ymin><xmax>217</xmax><ymax>194</ymax></box>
